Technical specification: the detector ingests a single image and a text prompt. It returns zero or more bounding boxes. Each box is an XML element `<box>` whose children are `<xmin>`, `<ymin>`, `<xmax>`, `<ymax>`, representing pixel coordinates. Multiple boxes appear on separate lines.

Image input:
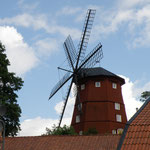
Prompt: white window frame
<box><xmin>79</xmin><ymin>131</ymin><xmax>83</xmax><ymax>135</ymax></box>
<box><xmin>115</xmin><ymin>103</ymin><xmax>120</xmax><ymax>110</ymax></box>
<box><xmin>95</xmin><ymin>82</ymin><xmax>101</xmax><ymax>87</ymax></box>
<box><xmin>76</xmin><ymin>115</ymin><xmax>80</xmax><ymax>123</ymax></box>
<box><xmin>112</xmin><ymin>130</ymin><xmax>117</xmax><ymax>135</ymax></box>
<box><xmin>117</xmin><ymin>128</ymin><xmax>123</xmax><ymax>134</ymax></box>
<box><xmin>112</xmin><ymin>83</ymin><xmax>117</xmax><ymax>89</ymax></box>
<box><xmin>81</xmin><ymin>84</ymin><xmax>85</xmax><ymax>90</ymax></box>
<box><xmin>116</xmin><ymin>114</ymin><xmax>122</xmax><ymax>122</ymax></box>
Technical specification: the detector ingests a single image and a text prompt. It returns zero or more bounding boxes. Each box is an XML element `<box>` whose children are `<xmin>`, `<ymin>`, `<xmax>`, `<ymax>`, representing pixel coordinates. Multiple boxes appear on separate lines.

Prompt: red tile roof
<box><xmin>4</xmin><ymin>135</ymin><xmax>120</xmax><ymax>150</ymax></box>
<box><xmin>117</xmin><ymin>98</ymin><xmax>150</xmax><ymax>150</ymax></box>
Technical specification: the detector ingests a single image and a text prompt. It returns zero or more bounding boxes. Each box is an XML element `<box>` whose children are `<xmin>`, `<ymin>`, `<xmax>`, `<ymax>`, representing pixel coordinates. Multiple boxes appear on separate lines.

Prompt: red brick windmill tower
<box><xmin>49</xmin><ymin>9</ymin><xmax>127</xmax><ymax>134</ymax></box>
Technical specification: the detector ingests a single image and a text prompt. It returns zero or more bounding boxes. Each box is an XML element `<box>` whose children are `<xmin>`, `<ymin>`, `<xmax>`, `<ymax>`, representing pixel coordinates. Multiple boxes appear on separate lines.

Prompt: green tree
<box><xmin>0</xmin><ymin>42</ymin><xmax>23</xmax><ymax>136</ymax></box>
<box><xmin>140</xmin><ymin>91</ymin><xmax>150</xmax><ymax>102</ymax></box>
<box><xmin>83</xmin><ymin>128</ymin><xmax>98</xmax><ymax>135</ymax></box>
<box><xmin>42</xmin><ymin>124</ymin><xmax>77</xmax><ymax>135</ymax></box>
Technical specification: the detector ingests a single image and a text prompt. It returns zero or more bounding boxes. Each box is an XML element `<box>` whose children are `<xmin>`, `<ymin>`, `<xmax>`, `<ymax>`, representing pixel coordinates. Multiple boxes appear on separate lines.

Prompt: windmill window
<box><xmin>95</xmin><ymin>82</ymin><xmax>101</xmax><ymax>87</ymax></box>
<box><xmin>81</xmin><ymin>84</ymin><xmax>85</xmax><ymax>90</ymax></box>
<box><xmin>112</xmin><ymin>83</ymin><xmax>117</xmax><ymax>89</ymax></box>
<box><xmin>116</xmin><ymin>114</ymin><xmax>122</xmax><ymax>122</ymax></box>
<box><xmin>117</xmin><ymin>128</ymin><xmax>123</xmax><ymax>134</ymax></box>
<box><xmin>76</xmin><ymin>115</ymin><xmax>80</xmax><ymax>123</ymax></box>
<box><xmin>77</xmin><ymin>103</ymin><xmax>82</xmax><ymax>111</ymax></box>
<box><xmin>112</xmin><ymin>130</ymin><xmax>117</xmax><ymax>135</ymax></box>
<box><xmin>115</xmin><ymin>103</ymin><xmax>120</xmax><ymax>110</ymax></box>
<box><xmin>79</xmin><ymin>131</ymin><xmax>83</xmax><ymax>135</ymax></box>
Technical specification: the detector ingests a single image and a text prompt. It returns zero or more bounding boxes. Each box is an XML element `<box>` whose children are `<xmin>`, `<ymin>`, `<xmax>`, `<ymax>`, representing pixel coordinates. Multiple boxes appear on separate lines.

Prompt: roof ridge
<box><xmin>9</xmin><ymin>134</ymin><xmax>121</xmax><ymax>139</ymax></box>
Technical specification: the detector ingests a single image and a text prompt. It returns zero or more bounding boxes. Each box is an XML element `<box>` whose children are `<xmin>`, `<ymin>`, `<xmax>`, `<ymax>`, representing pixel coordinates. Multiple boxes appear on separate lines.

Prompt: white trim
<box><xmin>81</xmin><ymin>84</ymin><xmax>85</xmax><ymax>90</ymax></box>
<box><xmin>117</xmin><ymin>128</ymin><xmax>123</xmax><ymax>134</ymax></box>
<box><xmin>79</xmin><ymin>131</ymin><xmax>83</xmax><ymax>135</ymax></box>
<box><xmin>95</xmin><ymin>82</ymin><xmax>101</xmax><ymax>87</ymax></box>
<box><xmin>116</xmin><ymin>114</ymin><xmax>122</xmax><ymax>122</ymax></box>
<box><xmin>112</xmin><ymin>130</ymin><xmax>117</xmax><ymax>134</ymax></box>
<box><xmin>112</xmin><ymin>83</ymin><xmax>117</xmax><ymax>89</ymax></box>
<box><xmin>76</xmin><ymin>115</ymin><xmax>80</xmax><ymax>123</ymax></box>
<box><xmin>115</xmin><ymin>103</ymin><xmax>120</xmax><ymax>110</ymax></box>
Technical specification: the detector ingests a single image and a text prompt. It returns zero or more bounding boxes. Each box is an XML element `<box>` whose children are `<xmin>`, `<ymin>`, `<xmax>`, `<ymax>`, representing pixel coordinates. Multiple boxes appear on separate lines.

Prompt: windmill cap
<box><xmin>78</xmin><ymin>67</ymin><xmax>125</xmax><ymax>85</ymax></box>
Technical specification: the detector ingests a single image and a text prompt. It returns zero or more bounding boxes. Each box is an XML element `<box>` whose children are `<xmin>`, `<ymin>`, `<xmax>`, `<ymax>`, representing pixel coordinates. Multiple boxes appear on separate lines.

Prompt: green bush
<box><xmin>83</xmin><ymin>128</ymin><xmax>98</xmax><ymax>135</ymax></box>
<box><xmin>42</xmin><ymin>124</ymin><xmax>77</xmax><ymax>135</ymax></box>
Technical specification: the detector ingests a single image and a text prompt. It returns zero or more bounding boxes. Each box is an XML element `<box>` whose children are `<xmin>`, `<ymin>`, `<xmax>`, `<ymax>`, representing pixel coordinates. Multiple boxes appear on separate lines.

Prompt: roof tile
<box><xmin>119</xmin><ymin>98</ymin><xmax>150</xmax><ymax>150</ymax></box>
<box><xmin>4</xmin><ymin>135</ymin><xmax>121</xmax><ymax>150</ymax></box>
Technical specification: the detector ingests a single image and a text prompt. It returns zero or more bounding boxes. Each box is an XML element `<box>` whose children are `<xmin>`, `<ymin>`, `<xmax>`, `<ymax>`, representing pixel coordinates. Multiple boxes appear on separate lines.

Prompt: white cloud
<box><xmin>35</xmin><ymin>38</ymin><xmax>60</xmax><ymax>57</ymax></box>
<box><xmin>0</xmin><ymin>13</ymin><xmax>81</xmax><ymax>40</ymax></box>
<box><xmin>89</xmin><ymin>1</ymin><xmax>150</xmax><ymax>48</ymax></box>
<box><xmin>131</xmin><ymin>5</ymin><xmax>150</xmax><ymax>47</ymax></box>
<box><xmin>19</xmin><ymin>116</ymin><xmax>72</xmax><ymax>136</ymax></box>
<box><xmin>55</xmin><ymin>97</ymin><xmax>75</xmax><ymax>118</ymax></box>
<box><xmin>54</xmin><ymin>83</ymin><xmax>76</xmax><ymax>119</ymax></box>
<box><xmin>17</xmin><ymin>0</ymin><xmax>39</xmax><ymax>12</ymax></box>
<box><xmin>121</xmin><ymin>75</ymin><xmax>143</xmax><ymax>120</ymax></box>
<box><xmin>52</xmin><ymin>26</ymin><xmax>80</xmax><ymax>40</ymax></box>
<box><xmin>56</xmin><ymin>6</ymin><xmax>81</xmax><ymax>16</ymax></box>
<box><xmin>1</xmin><ymin>3</ymin><xmax>150</xmax><ymax>48</ymax></box>
<box><xmin>132</xmin><ymin>80</ymin><xmax>150</xmax><ymax>99</ymax></box>
<box><xmin>19</xmin><ymin>117</ymin><xmax>58</xmax><ymax>136</ymax></box>
<box><xmin>117</xmin><ymin>0</ymin><xmax>150</xmax><ymax>9</ymax></box>
<box><xmin>0</xmin><ymin>13</ymin><xmax>48</xmax><ymax>30</ymax></box>
<box><xmin>53</xmin><ymin>3</ymin><xmax>150</xmax><ymax>48</ymax></box>
<box><xmin>94</xmin><ymin>9</ymin><xmax>133</xmax><ymax>36</ymax></box>
<box><xmin>0</xmin><ymin>26</ymin><xmax>38</xmax><ymax>76</ymax></box>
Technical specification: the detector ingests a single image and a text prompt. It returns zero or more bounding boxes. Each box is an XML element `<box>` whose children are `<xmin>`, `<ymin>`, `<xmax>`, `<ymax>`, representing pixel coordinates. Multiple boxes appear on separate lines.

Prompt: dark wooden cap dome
<box><xmin>78</xmin><ymin>67</ymin><xmax>125</xmax><ymax>85</ymax></box>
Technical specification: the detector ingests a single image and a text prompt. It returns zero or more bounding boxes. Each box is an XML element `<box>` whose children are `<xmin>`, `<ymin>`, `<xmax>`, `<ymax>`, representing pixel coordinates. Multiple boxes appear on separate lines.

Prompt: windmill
<box><xmin>49</xmin><ymin>9</ymin><xmax>103</xmax><ymax>127</ymax></box>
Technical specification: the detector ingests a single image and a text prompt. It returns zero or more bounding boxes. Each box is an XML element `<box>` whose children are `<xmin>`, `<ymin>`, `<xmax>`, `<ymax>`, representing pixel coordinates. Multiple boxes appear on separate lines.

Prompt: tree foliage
<box><xmin>42</xmin><ymin>124</ymin><xmax>99</xmax><ymax>136</ymax></box>
<box><xmin>42</xmin><ymin>125</ymin><xmax>77</xmax><ymax>135</ymax></box>
<box><xmin>140</xmin><ymin>91</ymin><xmax>150</xmax><ymax>102</ymax></box>
<box><xmin>0</xmin><ymin>42</ymin><xmax>23</xmax><ymax>136</ymax></box>
<box><xmin>83</xmin><ymin>128</ymin><xmax>98</xmax><ymax>135</ymax></box>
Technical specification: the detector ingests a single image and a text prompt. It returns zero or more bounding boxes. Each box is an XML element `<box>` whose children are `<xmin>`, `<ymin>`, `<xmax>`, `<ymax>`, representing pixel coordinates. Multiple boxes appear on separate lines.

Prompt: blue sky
<box><xmin>0</xmin><ymin>0</ymin><xmax>150</xmax><ymax>136</ymax></box>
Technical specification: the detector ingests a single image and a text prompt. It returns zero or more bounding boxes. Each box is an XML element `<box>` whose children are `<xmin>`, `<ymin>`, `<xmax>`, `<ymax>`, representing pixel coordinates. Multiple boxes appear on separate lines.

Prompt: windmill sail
<box><xmin>63</xmin><ymin>35</ymin><xmax>77</xmax><ymax>70</ymax></box>
<box><xmin>49</xmin><ymin>72</ymin><xmax>73</xmax><ymax>99</ymax></box>
<box><xmin>79</xmin><ymin>43</ymin><xmax>103</xmax><ymax>69</ymax></box>
<box><xmin>58</xmin><ymin>79</ymin><xmax>74</xmax><ymax>127</ymax></box>
<box><xmin>76</xmin><ymin>9</ymin><xmax>96</xmax><ymax>68</ymax></box>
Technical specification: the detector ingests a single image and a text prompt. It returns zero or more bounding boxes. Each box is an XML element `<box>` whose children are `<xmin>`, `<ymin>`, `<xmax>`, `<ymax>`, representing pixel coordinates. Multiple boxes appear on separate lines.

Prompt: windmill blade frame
<box><xmin>63</xmin><ymin>35</ymin><xmax>77</xmax><ymax>71</ymax></box>
<box><xmin>75</xmin><ymin>9</ymin><xmax>96</xmax><ymax>69</ymax></box>
<box><xmin>49</xmin><ymin>72</ymin><xmax>73</xmax><ymax>100</ymax></box>
<box><xmin>78</xmin><ymin>43</ymin><xmax>103</xmax><ymax>70</ymax></box>
<box><xmin>58</xmin><ymin>78</ymin><xmax>74</xmax><ymax>127</ymax></box>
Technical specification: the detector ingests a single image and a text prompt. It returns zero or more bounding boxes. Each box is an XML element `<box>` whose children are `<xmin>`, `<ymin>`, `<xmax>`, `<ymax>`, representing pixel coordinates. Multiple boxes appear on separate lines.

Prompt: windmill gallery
<box><xmin>49</xmin><ymin>9</ymin><xmax>127</xmax><ymax>135</ymax></box>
